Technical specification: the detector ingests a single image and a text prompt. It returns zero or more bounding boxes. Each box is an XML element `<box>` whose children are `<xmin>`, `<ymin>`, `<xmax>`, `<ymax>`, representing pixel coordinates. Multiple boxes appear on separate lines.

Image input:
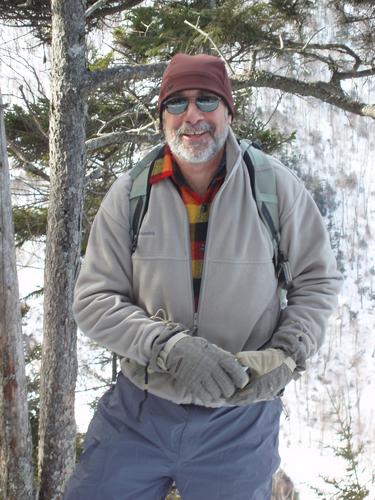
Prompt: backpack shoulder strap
<box><xmin>239</xmin><ymin>139</ymin><xmax>292</xmax><ymax>294</ymax></box>
<box><xmin>128</xmin><ymin>144</ymin><xmax>163</xmax><ymax>253</ymax></box>
<box><xmin>240</xmin><ymin>139</ymin><xmax>279</xmax><ymax>237</ymax></box>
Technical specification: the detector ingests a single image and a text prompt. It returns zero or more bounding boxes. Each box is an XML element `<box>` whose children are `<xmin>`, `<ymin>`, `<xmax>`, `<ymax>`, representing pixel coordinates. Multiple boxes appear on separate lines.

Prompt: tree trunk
<box><xmin>0</xmin><ymin>89</ymin><xmax>34</xmax><ymax>499</ymax></box>
<box><xmin>37</xmin><ymin>0</ymin><xmax>87</xmax><ymax>498</ymax></box>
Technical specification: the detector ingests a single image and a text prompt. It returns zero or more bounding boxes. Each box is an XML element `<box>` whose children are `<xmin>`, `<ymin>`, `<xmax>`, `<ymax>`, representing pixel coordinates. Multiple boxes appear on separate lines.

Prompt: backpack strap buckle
<box><xmin>277</xmin><ymin>251</ymin><xmax>293</xmax><ymax>289</ymax></box>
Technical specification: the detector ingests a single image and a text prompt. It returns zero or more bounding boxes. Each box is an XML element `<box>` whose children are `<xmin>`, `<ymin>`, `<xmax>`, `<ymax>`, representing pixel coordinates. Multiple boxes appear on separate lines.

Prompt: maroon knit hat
<box><xmin>158</xmin><ymin>53</ymin><xmax>235</xmax><ymax>117</ymax></box>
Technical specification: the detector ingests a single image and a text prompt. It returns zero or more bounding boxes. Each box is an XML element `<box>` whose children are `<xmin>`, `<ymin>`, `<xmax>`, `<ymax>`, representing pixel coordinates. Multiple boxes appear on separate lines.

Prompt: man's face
<box><xmin>162</xmin><ymin>90</ymin><xmax>232</xmax><ymax>165</ymax></box>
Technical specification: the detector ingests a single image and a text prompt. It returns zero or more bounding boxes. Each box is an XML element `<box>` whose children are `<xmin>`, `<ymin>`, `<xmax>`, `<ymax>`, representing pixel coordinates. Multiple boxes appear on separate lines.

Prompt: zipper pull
<box><xmin>192</xmin><ymin>313</ymin><xmax>199</xmax><ymax>336</ymax></box>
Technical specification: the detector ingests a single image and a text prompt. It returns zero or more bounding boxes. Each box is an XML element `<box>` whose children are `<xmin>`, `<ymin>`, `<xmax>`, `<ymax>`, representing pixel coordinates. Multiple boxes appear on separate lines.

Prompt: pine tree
<box><xmin>312</xmin><ymin>391</ymin><xmax>370</xmax><ymax>499</ymax></box>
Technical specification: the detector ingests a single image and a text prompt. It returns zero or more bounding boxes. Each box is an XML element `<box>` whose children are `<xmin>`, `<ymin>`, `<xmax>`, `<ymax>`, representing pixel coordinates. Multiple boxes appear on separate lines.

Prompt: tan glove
<box><xmin>228</xmin><ymin>348</ymin><xmax>298</xmax><ymax>405</ymax></box>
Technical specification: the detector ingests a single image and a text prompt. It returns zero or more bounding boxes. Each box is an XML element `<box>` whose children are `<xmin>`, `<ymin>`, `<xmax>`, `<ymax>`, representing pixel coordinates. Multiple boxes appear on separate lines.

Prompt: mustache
<box><xmin>176</xmin><ymin>122</ymin><xmax>214</xmax><ymax>136</ymax></box>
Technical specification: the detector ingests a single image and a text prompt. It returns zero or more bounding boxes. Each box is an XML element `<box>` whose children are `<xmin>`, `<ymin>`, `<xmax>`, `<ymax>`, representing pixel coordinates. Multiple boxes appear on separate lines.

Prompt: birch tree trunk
<box><xmin>37</xmin><ymin>1</ymin><xmax>87</xmax><ymax>498</ymax></box>
<box><xmin>0</xmin><ymin>90</ymin><xmax>34</xmax><ymax>499</ymax></box>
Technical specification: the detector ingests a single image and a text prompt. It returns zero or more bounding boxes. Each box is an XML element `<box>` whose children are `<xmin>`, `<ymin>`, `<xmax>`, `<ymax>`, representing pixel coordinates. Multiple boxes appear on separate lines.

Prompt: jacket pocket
<box><xmin>243</xmin><ymin>292</ymin><xmax>281</xmax><ymax>351</ymax></box>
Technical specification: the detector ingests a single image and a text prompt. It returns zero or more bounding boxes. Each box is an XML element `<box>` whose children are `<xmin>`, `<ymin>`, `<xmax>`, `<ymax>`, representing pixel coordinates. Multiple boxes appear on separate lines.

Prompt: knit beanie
<box><xmin>158</xmin><ymin>53</ymin><xmax>235</xmax><ymax>117</ymax></box>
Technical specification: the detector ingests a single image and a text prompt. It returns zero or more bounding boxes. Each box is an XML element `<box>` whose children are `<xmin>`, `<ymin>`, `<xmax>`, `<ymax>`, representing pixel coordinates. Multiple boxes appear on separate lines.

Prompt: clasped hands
<box><xmin>228</xmin><ymin>347</ymin><xmax>296</xmax><ymax>405</ymax></box>
<box><xmin>152</xmin><ymin>332</ymin><xmax>296</xmax><ymax>405</ymax></box>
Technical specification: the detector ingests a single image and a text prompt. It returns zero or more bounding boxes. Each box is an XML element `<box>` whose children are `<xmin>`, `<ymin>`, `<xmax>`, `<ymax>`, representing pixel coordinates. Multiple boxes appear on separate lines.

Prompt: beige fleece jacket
<box><xmin>73</xmin><ymin>128</ymin><xmax>342</xmax><ymax>406</ymax></box>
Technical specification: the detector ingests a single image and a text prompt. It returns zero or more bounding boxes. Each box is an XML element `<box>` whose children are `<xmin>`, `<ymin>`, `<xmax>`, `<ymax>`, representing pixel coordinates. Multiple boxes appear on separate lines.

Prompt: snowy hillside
<box><xmin>249</xmin><ymin>3</ymin><xmax>375</xmax><ymax>493</ymax></box>
<box><xmin>260</xmin><ymin>91</ymin><xmax>375</xmax><ymax>498</ymax></box>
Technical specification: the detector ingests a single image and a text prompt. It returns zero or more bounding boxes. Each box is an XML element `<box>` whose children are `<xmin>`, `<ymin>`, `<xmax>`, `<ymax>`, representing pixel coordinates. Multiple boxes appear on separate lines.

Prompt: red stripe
<box><xmin>147</xmin><ymin>146</ymin><xmax>224</xmax><ymax>311</ymax></box>
<box><xmin>191</xmin><ymin>241</ymin><xmax>205</xmax><ymax>260</ymax></box>
<box><xmin>149</xmin><ymin>148</ymin><xmax>174</xmax><ymax>185</ymax></box>
<box><xmin>149</xmin><ymin>171</ymin><xmax>172</xmax><ymax>185</ymax></box>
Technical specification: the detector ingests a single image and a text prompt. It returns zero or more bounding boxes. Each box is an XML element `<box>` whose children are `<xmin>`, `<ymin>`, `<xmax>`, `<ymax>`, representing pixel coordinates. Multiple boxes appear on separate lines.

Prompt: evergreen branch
<box><xmin>324</xmin><ymin>389</ymin><xmax>370</xmax><ymax>498</ymax></box>
<box><xmin>21</xmin><ymin>287</ymin><xmax>44</xmax><ymax>301</ymax></box>
<box><xmin>234</xmin><ymin>70</ymin><xmax>375</xmax><ymax>119</ymax></box>
<box><xmin>7</xmin><ymin>140</ymin><xmax>50</xmax><ymax>180</ymax></box>
<box><xmin>19</xmin><ymin>85</ymin><xmax>49</xmax><ymax>142</ymax></box>
<box><xmin>0</xmin><ymin>1</ymin><xmax>144</xmax><ymax>25</ymax></box>
<box><xmin>183</xmin><ymin>19</ymin><xmax>235</xmax><ymax>75</ymax></box>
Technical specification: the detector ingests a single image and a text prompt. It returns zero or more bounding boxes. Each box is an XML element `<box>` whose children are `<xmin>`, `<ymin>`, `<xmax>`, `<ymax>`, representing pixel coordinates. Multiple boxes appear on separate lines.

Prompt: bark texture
<box><xmin>0</xmin><ymin>90</ymin><xmax>34</xmax><ymax>499</ymax></box>
<box><xmin>37</xmin><ymin>1</ymin><xmax>87</xmax><ymax>498</ymax></box>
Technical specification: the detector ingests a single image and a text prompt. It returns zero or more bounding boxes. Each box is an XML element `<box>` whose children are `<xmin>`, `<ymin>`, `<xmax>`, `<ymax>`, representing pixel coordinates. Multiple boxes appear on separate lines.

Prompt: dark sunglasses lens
<box><xmin>164</xmin><ymin>95</ymin><xmax>221</xmax><ymax>114</ymax></box>
<box><xmin>165</xmin><ymin>98</ymin><xmax>188</xmax><ymax>114</ymax></box>
<box><xmin>196</xmin><ymin>96</ymin><xmax>220</xmax><ymax>112</ymax></box>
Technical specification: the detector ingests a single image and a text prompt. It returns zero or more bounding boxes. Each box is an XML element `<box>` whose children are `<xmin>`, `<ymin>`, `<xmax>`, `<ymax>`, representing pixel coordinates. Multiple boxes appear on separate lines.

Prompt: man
<box><xmin>64</xmin><ymin>53</ymin><xmax>342</xmax><ymax>499</ymax></box>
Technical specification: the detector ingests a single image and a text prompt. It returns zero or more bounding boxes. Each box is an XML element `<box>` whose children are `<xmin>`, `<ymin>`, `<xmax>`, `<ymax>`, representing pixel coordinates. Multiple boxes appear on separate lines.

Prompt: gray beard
<box><xmin>165</xmin><ymin>123</ymin><xmax>229</xmax><ymax>164</ymax></box>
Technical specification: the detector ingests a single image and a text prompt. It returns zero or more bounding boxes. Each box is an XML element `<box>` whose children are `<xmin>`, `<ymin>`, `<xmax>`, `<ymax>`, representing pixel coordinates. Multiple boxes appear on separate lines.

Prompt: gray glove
<box><xmin>149</xmin><ymin>319</ymin><xmax>191</xmax><ymax>373</ymax></box>
<box><xmin>164</xmin><ymin>336</ymin><xmax>249</xmax><ymax>403</ymax></box>
<box><xmin>227</xmin><ymin>349</ymin><xmax>297</xmax><ymax>406</ymax></box>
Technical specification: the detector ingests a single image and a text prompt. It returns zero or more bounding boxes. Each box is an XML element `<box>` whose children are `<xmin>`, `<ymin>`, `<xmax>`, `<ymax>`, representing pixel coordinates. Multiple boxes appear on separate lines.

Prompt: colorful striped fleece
<box><xmin>149</xmin><ymin>145</ymin><xmax>225</xmax><ymax>310</ymax></box>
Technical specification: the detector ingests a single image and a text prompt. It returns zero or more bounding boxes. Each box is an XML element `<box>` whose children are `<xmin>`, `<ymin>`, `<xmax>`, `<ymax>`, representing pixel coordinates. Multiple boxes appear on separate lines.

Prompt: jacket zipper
<box><xmin>194</xmin><ymin>153</ymin><xmax>241</xmax><ymax>327</ymax></box>
<box><xmin>172</xmin><ymin>153</ymin><xmax>239</xmax><ymax>335</ymax></box>
<box><xmin>169</xmin><ymin>180</ymin><xmax>197</xmax><ymax>329</ymax></box>
<box><xmin>192</xmin><ymin>312</ymin><xmax>199</xmax><ymax>336</ymax></box>
<box><xmin>195</xmin><ymin>185</ymin><xmax>225</xmax><ymax>329</ymax></box>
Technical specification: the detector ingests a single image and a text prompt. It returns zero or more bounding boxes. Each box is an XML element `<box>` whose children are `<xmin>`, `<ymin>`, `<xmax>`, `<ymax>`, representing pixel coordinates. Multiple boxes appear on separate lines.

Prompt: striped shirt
<box><xmin>149</xmin><ymin>145</ymin><xmax>226</xmax><ymax>310</ymax></box>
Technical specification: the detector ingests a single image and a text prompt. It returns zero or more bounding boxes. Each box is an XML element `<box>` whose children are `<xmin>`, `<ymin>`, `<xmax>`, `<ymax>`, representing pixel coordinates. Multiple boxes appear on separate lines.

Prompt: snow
<box><xmin>254</xmin><ymin>76</ymin><xmax>375</xmax><ymax>497</ymax></box>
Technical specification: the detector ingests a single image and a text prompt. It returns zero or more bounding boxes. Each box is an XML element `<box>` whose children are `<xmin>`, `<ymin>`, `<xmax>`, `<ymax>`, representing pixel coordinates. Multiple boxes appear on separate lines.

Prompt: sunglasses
<box><xmin>163</xmin><ymin>94</ymin><xmax>221</xmax><ymax>115</ymax></box>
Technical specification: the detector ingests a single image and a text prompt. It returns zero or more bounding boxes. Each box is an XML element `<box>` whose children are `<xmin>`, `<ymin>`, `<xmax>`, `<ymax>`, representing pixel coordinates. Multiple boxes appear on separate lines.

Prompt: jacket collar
<box><xmin>224</xmin><ymin>127</ymin><xmax>243</xmax><ymax>177</ymax></box>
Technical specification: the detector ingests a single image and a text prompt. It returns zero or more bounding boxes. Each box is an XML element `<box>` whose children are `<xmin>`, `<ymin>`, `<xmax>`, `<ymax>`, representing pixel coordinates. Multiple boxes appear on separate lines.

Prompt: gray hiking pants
<box><xmin>64</xmin><ymin>373</ymin><xmax>281</xmax><ymax>500</ymax></box>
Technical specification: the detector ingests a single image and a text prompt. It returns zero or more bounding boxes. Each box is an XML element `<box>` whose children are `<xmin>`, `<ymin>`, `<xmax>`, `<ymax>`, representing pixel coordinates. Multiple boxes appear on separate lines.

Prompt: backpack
<box><xmin>110</xmin><ymin>140</ymin><xmax>293</xmax><ymax>383</ymax></box>
<box><xmin>128</xmin><ymin>139</ymin><xmax>292</xmax><ymax>296</ymax></box>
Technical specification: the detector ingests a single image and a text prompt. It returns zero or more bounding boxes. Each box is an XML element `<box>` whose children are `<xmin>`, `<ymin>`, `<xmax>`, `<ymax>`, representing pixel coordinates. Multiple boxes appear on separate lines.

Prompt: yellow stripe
<box><xmin>192</xmin><ymin>260</ymin><xmax>204</xmax><ymax>278</ymax></box>
<box><xmin>185</xmin><ymin>204</ymin><xmax>209</xmax><ymax>223</ymax></box>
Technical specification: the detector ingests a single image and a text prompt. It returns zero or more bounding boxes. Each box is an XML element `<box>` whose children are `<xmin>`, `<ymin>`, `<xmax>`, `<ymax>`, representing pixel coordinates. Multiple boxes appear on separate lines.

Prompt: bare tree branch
<box><xmin>301</xmin><ymin>27</ymin><xmax>326</xmax><ymax>51</ymax></box>
<box><xmin>335</xmin><ymin>67</ymin><xmax>375</xmax><ymax>80</ymax></box>
<box><xmin>263</xmin><ymin>92</ymin><xmax>284</xmax><ymax>127</ymax></box>
<box><xmin>183</xmin><ymin>19</ymin><xmax>235</xmax><ymax>75</ymax></box>
<box><xmin>0</xmin><ymin>0</ymin><xmax>145</xmax><ymax>31</ymax></box>
<box><xmin>84</xmin><ymin>0</ymin><xmax>144</xmax><ymax>21</ymax></box>
<box><xmin>85</xmin><ymin>0</ymin><xmax>110</xmax><ymax>19</ymax></box>
<box><xmin>88</xmin><ymin>60</ymin><xmax>374</xmax><ymax>120</ymax></box>
<box><xmin>7</xmin><ymin>141</ymin><xmax>50</xmax><ymax>180</ymax></box>
<box><xmin>19</xmin><ymin>86</ymin><xmax>49</xmax><ymax>142</ymax></box>
<box><xmin>124</xmin><ymin>84</ymin><xmax>159</xmax><ymax>132</ymax></box>
<box><xmin>86</xmin><ymin>61</ymin><xmax>167</xmax><ymax>91</ymax></box>
<box><xmin>86</xmin><ymin>129</ymin><xmax>161</xmax><ymax>151</ymax></box>
<box><xmin>0</xmin><ymin>44</ymin><xmax>49</xmax><ymax>107</ymax></box>
<box><xmin>234</xmin><ymin>70</ymin><xmax>375</xmax><ymax>119</ymax></box>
